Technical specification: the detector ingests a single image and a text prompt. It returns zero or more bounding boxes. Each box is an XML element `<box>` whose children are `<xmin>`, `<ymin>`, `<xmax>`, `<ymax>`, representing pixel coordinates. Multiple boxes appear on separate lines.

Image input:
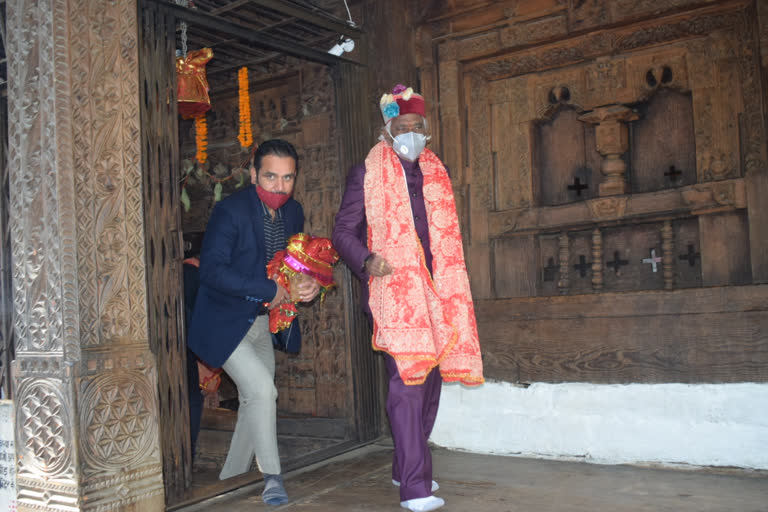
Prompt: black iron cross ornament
<box><xmin>543</xmin><ymin>257</ymin><xmax>558</xmax><ymax>282</ymax></box>
<box><xmin>567</xmin><ymin>177</ymin><xmax>588</xmax><ymax>196</ymax></box>
<box><xmin>606</xmin><ymin>251</ymin><xmax>629</xmax><ymax>274</ymax></box>
<box><xmin>573</xmin><ymin>255</ymin><xmax>592</xmax><ymax>278</ymax></box>
<box><xmin>664</xmin><ymin>165</ymin><xmax>683</xmax><ymax>182</ymax></box>
<box><xmin>678</xmin><ymin>244</ymin><xmax>701</xmax><ymax>267</ymax></box>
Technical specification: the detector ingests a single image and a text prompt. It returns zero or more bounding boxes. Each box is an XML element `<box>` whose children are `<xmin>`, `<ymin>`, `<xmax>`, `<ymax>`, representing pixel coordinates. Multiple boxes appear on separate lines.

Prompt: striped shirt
<box><xmin>262</xmin><ymin>201</ymin><xmax>286</xmax><ymax>262</ymax></box>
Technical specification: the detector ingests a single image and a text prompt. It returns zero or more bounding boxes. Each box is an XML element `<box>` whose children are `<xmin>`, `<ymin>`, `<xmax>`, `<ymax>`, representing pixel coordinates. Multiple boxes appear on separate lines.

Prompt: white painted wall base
<box><xmin>430</xmin><ymin>381</ymin><xmax>768</xmax><ymax>470</ymax></box>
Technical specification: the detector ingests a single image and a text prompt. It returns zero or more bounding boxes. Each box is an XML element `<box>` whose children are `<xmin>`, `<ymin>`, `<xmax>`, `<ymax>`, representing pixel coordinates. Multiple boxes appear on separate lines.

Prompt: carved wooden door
<box><xmin>138</xmin><ymin>0</ymin><xmax>191</xmax><ymax>504</ymax></box>
<box><xmin>445</xmin><ymin>1</ymin><xmax>768</xmax><ymax>383</ymax></box>
<box><xmin>0</xmin><ymin>95</ymin><xmax>12</xmax><ymax>399</ymax></box>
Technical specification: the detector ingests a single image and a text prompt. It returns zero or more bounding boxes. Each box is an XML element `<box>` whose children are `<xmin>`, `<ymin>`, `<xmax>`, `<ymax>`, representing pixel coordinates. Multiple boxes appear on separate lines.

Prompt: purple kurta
<box><xmin>332</xmin><ymin>158</ymin><xmax>435</xmax><ymax>290</ymax></box>
<box><xmin>332</xmin><ymin>155</ymin><xmax>442</xmax><ymax>501</ymax></box>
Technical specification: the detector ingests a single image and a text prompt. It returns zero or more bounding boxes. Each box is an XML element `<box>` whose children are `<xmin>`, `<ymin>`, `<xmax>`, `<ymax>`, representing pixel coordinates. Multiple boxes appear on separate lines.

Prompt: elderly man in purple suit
<box><xmin>333</xmin><ymin>84</ymin><xmax>485</xmax><ymax>512</ymax></box>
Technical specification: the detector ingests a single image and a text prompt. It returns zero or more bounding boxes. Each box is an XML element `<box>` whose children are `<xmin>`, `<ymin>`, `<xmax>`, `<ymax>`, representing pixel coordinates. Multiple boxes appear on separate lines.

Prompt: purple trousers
<box><xmin>384</xmin><ymin>353</ymin><xmax>442</xmax><ymax>501</ymax></box>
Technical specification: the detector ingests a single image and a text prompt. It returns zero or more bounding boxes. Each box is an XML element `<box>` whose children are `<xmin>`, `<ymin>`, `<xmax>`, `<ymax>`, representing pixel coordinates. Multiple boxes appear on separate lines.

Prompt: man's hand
<box><xmin>269</xmin><ymin>277</ymin><xmax>290</xmax><ymax>310</ymax></box>
<box><xmin>365</xmin><ymin>253</ymin><xmax>393</xmax><ymax>277</ymax></box>
<box><xmin>295</xmin><ymin>275</ymin><xmax>321</xmax><ymax>302</ymax></box>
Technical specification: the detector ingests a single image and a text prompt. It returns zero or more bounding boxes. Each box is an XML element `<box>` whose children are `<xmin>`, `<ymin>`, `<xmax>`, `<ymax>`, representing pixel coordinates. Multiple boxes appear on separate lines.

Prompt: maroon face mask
<box><xmin>256</xmin><ymin>185</ymin><xmax>291</xmax><ymax>210</ymax></box>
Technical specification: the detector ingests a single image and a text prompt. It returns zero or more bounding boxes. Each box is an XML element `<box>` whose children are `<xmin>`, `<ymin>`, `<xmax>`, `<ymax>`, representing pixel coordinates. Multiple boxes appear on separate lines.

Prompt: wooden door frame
<box><xmin>138</xmin><ymin>0</ymin><xmax>190</xmax><ymax>503</ymax></box>
<box><xmin>137</xmin><ymin>3</ymin><xmax>380</xmax><ymax>507</ymax></box>
<box><xmin>0</xmin><ymin>94</ymin><xmax>11</xmax><ymax>400</ymax></box>
<box><xmin>333</xmin><ymin>60</ymin><xmax>383</xmax><ymax>443</ymax></box>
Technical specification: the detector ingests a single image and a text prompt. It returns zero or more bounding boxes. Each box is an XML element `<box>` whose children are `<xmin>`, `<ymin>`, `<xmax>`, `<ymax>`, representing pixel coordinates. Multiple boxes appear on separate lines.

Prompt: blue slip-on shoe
<box><xmin>262</xmin><ymin>474</ymin><xmax>289</xmax><ymax>506</ymax></box>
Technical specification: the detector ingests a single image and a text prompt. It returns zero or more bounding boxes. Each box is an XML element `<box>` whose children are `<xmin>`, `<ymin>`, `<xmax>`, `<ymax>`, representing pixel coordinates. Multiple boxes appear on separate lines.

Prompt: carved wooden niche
<box><xmin>565</xmin><ymin>229</ymin><xmax>597</xmax><ymax>295</ymax></box>
<box><xmin>629</xmin><ymin>87</ymin><xmax>697</xmax><ymax>194</ymax></box>
<box><xmin>538</xmin><ymin>234</ymin><xmax>560</xmax><ymax>296</ymax></box>
<box><xmin>539</xmin><ymin>230</ymin><xmax>594</xmax><ymax>297</ymax></box>
<box><xmin>535</xmin><ymin>93</ymin><xmax>601</xmax><ymax>206</ymax></box>
<box><xmin>674</xmin><ymin>218</ymin><xmax>703</xmax><ymax>289</ymax></box>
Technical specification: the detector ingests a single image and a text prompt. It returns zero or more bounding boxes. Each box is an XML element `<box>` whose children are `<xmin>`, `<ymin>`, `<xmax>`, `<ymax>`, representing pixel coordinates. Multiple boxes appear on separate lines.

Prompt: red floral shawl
<box><xmin>364</xmin><ymin>141</ymin><xmax>484</xmax><ymax>386</ymax></box>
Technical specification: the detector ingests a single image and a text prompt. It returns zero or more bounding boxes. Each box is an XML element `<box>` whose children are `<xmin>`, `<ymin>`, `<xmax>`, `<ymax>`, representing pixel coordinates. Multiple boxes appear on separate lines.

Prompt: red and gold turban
<box><xmin>266</xmin><ymin>233</ymin><xmax>339</xmax><ymax>333</ymax></box>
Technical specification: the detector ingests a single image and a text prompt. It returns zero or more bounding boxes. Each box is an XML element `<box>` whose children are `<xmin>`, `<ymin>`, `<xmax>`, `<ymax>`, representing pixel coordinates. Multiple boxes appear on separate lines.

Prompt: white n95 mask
<box><xmin>390</xmin><ymin>131</ymin><xmax>428</xmax><ymax>162</ymax></box>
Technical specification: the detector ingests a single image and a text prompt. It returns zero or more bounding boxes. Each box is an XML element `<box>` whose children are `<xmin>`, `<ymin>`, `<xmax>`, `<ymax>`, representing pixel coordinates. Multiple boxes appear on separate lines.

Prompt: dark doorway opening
<box><xmin>138</xmin><ymin>1</ymin><xmax>381</xmax><ymax>507</ymax></box>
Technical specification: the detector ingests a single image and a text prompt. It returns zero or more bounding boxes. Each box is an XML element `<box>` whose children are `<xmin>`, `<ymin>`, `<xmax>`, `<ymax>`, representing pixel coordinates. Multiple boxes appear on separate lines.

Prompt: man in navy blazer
<box><xmin>188</xmin><ymin>139</ymin><xmax>319</xmax><ymax>505</ymax></box>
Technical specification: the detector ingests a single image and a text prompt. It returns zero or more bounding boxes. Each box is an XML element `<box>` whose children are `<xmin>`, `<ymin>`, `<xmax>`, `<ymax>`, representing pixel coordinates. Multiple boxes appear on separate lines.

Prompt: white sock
<box><xmin>392</xmin><ymin>479</ymin><xmax>439</xmax><ymax>492</ymax></box>
<box><xmin>400</xmin><ymin>496</ymin><xmax>445</xmax><ymax>512</ymax></box>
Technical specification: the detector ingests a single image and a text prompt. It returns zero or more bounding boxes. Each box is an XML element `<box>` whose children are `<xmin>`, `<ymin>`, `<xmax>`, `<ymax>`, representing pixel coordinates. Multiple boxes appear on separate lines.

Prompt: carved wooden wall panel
<box><xmin>465</xmin><ymin>3</ymin><xmax>760</xmax><ymax>295</ymax></box>
<box><xmin>476</xmin><ymin>287</ymin><xmax>768</xmax><ymax>384</ymax></box>
<box><xmin>491</xmin><ymin>236</ymin><xmax>538</xmax><ymax>298</ymax></box>
<box><xmin>423</xmin><ymin>0</ymin><xmax>768</xmax><ymax>383</ymax></box>
<box><xmin>8</xmin><ymin>1</ymin><xmax>78</xmax><ymax>502</ymax></box>
<box><xmin>561</xmin><ymin>230</ymin><xmax>595</xmax><ymax>296</ymax></box>
<box><xmin>699</xmin><ymin>210</ymin><xmax>752</xmax><ymax>286</ymax></box>
<box><xmin>490</xmin><ymin>95</ymin><xmax>536</xmax><ymax>211</ymax></box>
<box><xmin>7</xmin><ymin>0</ymin><xmax>165</xmax><ymax>509</ymax></box>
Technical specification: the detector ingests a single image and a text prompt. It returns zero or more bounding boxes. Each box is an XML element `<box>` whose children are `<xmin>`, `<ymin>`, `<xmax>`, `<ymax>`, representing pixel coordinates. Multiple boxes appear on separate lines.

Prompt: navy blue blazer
<box><xmin>188</xmin><ymin>186</ymin><xmax>304</xmax><ymax>368</ymax></box>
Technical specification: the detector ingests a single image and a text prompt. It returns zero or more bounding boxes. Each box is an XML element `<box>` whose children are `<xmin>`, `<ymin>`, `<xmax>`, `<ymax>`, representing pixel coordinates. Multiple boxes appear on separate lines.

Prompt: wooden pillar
<box><xmin>7</xmin><ymin>0</ymin><xmax>165</xmax><ymax>510</ymax></box>
<box><xmin>579</xmin><ymin>105</ymin><xmax>639</xmax><ymax>197</ymax></box>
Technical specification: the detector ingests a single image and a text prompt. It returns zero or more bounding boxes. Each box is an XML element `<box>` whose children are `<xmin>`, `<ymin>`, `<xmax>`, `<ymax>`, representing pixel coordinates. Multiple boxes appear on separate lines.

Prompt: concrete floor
<box><xmin>180</xmin><ymin>441</ymin><xmax>768</xmax><ymax>512</ymax></box>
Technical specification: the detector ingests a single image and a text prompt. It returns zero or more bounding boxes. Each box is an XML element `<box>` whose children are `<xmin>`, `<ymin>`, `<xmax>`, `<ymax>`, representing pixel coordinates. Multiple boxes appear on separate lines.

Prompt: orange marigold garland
<box><xmin>237</xmin><ymin>67</ymin><xmax>253</xmax><ymax>148</ymax></box>
<box><xmin>195</xmin><ymin>113</ymin><xmax>208</xmax><ymax>163</ymax></box>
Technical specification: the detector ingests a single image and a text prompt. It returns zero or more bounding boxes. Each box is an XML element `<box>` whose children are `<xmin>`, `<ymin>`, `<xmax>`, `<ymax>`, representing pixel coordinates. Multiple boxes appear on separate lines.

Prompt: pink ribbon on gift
<box><xmin>284</xmin><ymin>254</ymin><xmax>334</xmax><ymax>287</ymax></box>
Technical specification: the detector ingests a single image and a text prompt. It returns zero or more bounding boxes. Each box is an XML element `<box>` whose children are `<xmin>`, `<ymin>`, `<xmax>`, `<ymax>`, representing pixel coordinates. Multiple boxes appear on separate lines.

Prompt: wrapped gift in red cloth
<box><xmin>176</xmin><ymin>48</ymin><xmax>213</xmax><ymax>120</ymax></box>
<box><xmin>266</xmin><ymin>233</ymin><xmax>339</xmax><ymax>333</ymax></box>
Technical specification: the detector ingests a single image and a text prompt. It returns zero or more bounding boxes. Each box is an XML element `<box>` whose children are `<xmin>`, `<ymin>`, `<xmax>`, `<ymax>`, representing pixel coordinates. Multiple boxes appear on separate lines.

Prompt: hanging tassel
<box><xmin>195</xmin><ymin>114</ymin><xmax>208</xmax><ymax>164</ymax></box>
<box><xmin>238</xmin><ymin>67</ymin><xmax>253</xmax><ymax>148</ymax></box>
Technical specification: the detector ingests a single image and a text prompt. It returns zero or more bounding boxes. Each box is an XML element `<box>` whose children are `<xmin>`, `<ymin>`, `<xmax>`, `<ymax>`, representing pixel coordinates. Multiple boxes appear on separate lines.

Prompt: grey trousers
<box><xmin>219</xmin><ymin>315</ymin><xmax>281</xmax><ymax>479</ymax></box>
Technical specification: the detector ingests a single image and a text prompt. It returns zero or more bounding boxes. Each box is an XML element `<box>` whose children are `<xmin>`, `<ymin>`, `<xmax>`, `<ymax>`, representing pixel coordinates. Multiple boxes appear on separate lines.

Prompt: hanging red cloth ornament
<box><xmin>176</xmin><ymin>48</ymin><xmax>213</xmax><ymax>120</ymax></box>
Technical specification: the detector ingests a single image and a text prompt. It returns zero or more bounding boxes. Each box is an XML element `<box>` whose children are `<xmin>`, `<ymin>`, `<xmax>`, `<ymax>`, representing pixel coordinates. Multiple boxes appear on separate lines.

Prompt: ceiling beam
<box><xmin>154</xmin><ymin>0</ymin><xmax>362</xmax><ymax>67</ymax></box>
<box><xmin>208</xmin><ymin>32</ymin><xmax>338</xmax><ymax>75</ymax></box>
<box><xmin>210</xmin><ymin>0</ymin><xmax>251</xmax><ymax>15</ymax></box>
<box><xmin>246</xmin><ymin>0</ymin><xmax>363</xmax><ymax>39</ymax></box>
